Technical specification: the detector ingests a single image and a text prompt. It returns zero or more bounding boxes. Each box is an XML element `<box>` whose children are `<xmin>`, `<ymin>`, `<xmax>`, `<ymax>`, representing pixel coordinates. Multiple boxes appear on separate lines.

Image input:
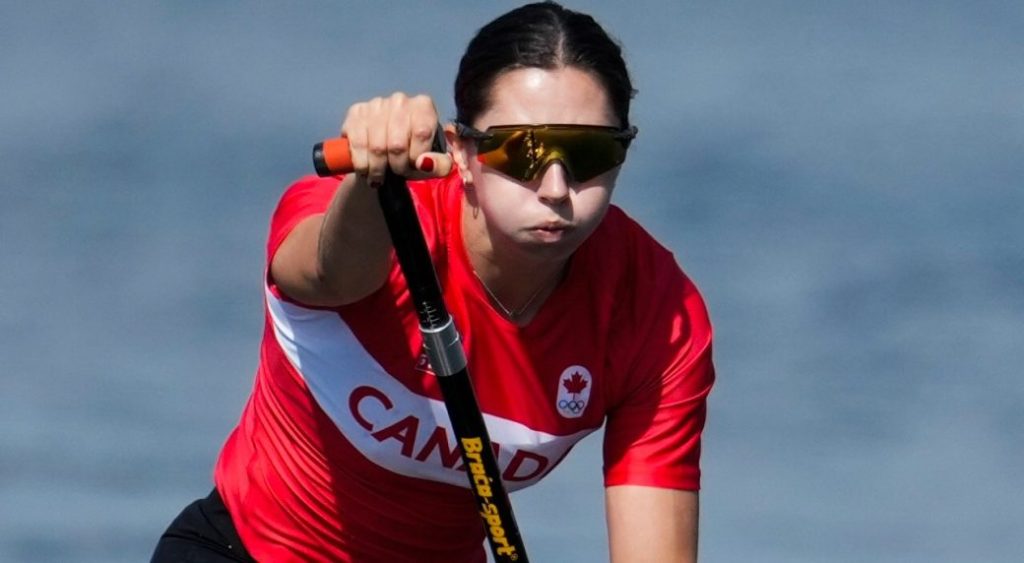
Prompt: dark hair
<box><xmin>454</xmin><ymin>2</ymin><xmax>635</xmax><ymax>128</ymax></box>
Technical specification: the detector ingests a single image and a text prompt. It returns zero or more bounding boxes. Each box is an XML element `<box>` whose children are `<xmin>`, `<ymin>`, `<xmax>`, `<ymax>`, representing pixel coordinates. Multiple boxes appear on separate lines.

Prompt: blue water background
<box><xmin>2</xmin><ymin>1</ymin><xmax>1022</xmax><ymax>561</ymax></box>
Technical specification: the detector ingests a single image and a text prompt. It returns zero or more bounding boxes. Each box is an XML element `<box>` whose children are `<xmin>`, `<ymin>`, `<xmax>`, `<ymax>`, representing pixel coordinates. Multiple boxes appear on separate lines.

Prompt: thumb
<box><xmin>413</xmin><ymin>152</ymin><xmax>454</xmax><ymax>178</ymax></box>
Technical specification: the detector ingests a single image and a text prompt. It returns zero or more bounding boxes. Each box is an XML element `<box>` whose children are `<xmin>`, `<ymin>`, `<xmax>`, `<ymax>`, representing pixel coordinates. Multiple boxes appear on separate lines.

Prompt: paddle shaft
<box><xmin>312</xmin><ymin>134</ymin><xmax>529</xmax><ymax>561</ymax></box>
<box><xmin>378</xmin><ymin>170</ymin><xmax>528</xmax><ymax>562</ymax></box>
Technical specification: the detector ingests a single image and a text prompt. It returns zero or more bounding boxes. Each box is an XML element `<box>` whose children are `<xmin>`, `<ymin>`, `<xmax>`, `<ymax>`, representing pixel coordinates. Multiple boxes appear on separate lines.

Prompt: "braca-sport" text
<box><xmin>462</xmin><ymin>437</ymin><xmax>518</xmax><ymax>560</ymax></box>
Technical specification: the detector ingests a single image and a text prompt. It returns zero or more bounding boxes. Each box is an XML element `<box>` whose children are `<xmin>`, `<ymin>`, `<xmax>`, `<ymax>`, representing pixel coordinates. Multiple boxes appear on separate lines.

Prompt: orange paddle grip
<box><xmin>312</xmin><ymin>137</ymin><xmax>352</xmax><ymax>176</ymax></box>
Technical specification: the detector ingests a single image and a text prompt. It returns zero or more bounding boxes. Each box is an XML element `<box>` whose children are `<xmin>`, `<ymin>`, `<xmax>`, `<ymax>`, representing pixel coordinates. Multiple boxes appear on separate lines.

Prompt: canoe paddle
<box><xmin>313</xmin><ymin>131</ymin><xmax>529</xmax><ymax>562</ymax></box>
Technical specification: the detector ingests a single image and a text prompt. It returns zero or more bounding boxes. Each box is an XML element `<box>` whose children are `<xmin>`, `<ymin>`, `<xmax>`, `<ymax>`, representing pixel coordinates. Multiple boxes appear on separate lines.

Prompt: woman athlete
<box><xmin>152</xmin><ymin>2</ymin><xmax>714</xmax><ymax>562</ymax></box>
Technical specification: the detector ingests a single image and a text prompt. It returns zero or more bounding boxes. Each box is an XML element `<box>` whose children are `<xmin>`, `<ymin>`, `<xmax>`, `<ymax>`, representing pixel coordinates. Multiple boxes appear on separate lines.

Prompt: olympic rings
<box><xmin>558</xmin><ymin>399</ymin><xmax>586</xmax><ymax>413</ymax></box>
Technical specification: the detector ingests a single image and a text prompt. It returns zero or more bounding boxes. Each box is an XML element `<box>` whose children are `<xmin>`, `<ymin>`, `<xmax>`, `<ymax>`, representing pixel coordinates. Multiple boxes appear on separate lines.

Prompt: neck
<box><xmin>462</xmin><ymin>200</ymin><xmax>569</xmax><ymax>323</ymax></box>
<box><xmin>473</xmin><ymin>259</ymin><xmax>567</xmax><ymax>324</ymax></box>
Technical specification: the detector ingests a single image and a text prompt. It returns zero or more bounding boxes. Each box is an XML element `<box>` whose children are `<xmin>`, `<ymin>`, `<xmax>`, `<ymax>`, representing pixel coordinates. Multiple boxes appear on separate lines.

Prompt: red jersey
<box><xmin>214</xmin><ymin>174</ymin><xmax>715</xmax><ymax>562</ymax></box>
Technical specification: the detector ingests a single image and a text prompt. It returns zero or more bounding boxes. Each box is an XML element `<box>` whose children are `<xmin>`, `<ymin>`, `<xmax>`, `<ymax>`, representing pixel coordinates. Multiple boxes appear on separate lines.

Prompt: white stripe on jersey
<box><xmin>266</xmin><ymin>289</ymin><xmax>596</xmax><ymax>490</ymax></box>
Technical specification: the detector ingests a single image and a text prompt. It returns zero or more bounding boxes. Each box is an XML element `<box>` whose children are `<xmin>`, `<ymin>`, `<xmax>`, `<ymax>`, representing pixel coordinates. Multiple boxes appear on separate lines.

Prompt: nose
<box><xmin>536</xmin><ymin>161</ymin><xmax>571</xmax><ymax>204</ymax></box>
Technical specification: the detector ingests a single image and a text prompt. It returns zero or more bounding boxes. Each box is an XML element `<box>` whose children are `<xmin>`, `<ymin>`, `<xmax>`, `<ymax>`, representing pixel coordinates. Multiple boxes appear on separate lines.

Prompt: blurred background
<box><xmin>2</xmin><ymin>1</ymin><xmax>1021</xmax><ymax>561</ymax></box>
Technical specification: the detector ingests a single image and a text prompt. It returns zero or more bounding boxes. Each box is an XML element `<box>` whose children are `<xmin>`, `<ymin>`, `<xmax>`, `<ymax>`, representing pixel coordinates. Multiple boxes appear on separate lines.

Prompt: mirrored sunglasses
<box><xmin>456</xmin><ymin>123</ymin><xmax>638</xmax><ymax>183</ymax></box>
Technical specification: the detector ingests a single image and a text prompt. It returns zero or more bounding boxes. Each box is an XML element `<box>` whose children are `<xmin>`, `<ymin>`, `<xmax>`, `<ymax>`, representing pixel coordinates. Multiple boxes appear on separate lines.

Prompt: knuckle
<box><xmin>387</xmin><ymin>93</ymin><xmax>408</xmax><ymax>111</ymax></box>
<box><xmin>388</xmin><ymin>140</ymin><xmax>407</xmax><ymax>156</ymax></box>
<box><xmin>346</xmin><ymin>102</ymin><xmax>366</xmax><ymax>117</ymax></box>
<box><xmin>411</xmin><ymin>96</ymin><xmax>437</xmax><ymax>115</ymax></box>
<box><xmin>411</xmin><ymin>124</ymin><xmax>434</xmax><ymax>143</ymax></box>
<box><xmin>341</xmin><ymin>110</ymin><xmax>362</xmax><ymax>134</ymax></box>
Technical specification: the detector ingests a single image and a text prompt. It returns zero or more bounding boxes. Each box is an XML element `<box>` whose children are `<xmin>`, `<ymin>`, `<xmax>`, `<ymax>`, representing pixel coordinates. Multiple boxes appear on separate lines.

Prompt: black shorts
<box><xmin>151</xmin><ymin>489</ymin><xmax>256</xmax><ymax>563</ymax></box>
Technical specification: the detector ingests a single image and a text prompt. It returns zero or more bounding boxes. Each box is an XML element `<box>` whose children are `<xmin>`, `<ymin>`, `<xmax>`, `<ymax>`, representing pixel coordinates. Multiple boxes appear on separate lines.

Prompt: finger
<box><xmin>341</xmin><ymin>105</ymin><xmax>369</xmax><ymax>176</ymax></box>
<box><xmin>365</xmin><ymin>97</ymin><xmax>389</xmax><ymax>185</ymax></box>
<box><xmin>386</xmin><ymin>92</ymin><xmax>412</xmax><ymax>176</ymax></box>
<box><xmin>407</xmin><ymin>95</ymin><xmax>438</xmax><ymax>167</ymax></box>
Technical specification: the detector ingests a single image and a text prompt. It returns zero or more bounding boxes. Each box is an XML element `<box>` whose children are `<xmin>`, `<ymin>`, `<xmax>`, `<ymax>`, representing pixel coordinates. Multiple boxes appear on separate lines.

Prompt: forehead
<box><xmin>475</xmin><ymin>67</ymin><xmax>617</xmax><ymax>129</ymax></box>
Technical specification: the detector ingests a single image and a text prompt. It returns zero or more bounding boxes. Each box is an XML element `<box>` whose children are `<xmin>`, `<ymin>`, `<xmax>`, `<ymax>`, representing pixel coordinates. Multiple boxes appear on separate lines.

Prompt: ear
<box><xmin>444</xmin><ymin>123</ymin><xmax>474</xmax><ymax>185</ymax></box>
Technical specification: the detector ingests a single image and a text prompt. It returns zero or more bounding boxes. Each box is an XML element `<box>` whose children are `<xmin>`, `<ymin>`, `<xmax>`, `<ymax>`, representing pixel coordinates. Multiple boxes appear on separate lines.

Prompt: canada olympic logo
<box><xmin>555</xmin><ymin>365</ymin><xmax>592</xmax><ymax>419</ymax></box>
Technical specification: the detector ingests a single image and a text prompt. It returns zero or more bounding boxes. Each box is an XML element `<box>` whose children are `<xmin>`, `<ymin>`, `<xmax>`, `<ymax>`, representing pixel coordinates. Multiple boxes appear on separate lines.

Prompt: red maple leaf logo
<box><xmin>562</xmin><ymin>372</ymin><xmax>588</xmax><ymax>397</ymax></box>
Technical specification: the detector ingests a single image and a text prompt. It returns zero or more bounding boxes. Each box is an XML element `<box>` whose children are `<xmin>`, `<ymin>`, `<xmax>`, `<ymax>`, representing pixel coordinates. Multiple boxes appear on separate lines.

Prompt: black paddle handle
<box><xmin>376</xmin><ymin>170</ymin><xmax>529</xmax><ymax>562</ymax></box>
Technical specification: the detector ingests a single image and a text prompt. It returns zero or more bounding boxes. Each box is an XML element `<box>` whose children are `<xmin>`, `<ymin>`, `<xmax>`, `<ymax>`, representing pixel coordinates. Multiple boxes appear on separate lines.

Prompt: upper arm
<box><xmin>269</xmin><ymin>213</ymin><xmax>329</xmax><ymax>304</ymax></box>
<box><xmin>606</xmin><ymin>485</ymin><xmax>699</xmax><ymax>563</ymax></box>
<box><xmin>267</xmin><ymin>174</ymin><xmax>393</xmax><ymax>307</ymax></box>
<box><xmin>602</xmin><ymin>276</ymin><xmax>714</xmax><ymax>490</ymax></box>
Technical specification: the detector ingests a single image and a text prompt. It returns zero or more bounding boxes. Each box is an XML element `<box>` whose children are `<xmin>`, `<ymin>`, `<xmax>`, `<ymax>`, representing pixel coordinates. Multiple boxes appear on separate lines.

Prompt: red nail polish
<box><xmin>420</xmin><ymin>156</ymin><xmax>435</xmax><ymax>172</ymax></box>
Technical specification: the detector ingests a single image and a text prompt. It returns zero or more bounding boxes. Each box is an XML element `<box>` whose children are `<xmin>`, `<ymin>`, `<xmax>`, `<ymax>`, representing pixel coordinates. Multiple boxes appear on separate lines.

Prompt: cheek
<box><xmin>576</xmin><ymin>188</ymin><xmax>613</xmax><ymax>224</ymax></box>
<box><xmin>466</xmin><ymin>162</ymin><xmax>526</xmax><ymax>220</ymax></box>
<box><xmin>575</xmin><ymin>175</ymin><xmax>616</xmax><ymax>213</ymax></box>
<box><xmin>473</xmin><ymin>171</ymin><xmax>530</xmax><ymax>215</ymax></box>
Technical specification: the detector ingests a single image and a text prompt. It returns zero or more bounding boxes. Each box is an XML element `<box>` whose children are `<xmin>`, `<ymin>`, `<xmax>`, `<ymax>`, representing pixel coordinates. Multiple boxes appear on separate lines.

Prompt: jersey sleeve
<box><xmin>602</xmin><ymin>240</ymin><xmax>715</xmax><ymax>491</ymax></box>
<box><xmin>263</xmin><ymin>174</ymin><xmax>453</xmax><ymax>305</ymax></box>
<box><xmin>264</xmin><ymin>175</ymin><xmax>341</xmax><ymax>301</ymax></box>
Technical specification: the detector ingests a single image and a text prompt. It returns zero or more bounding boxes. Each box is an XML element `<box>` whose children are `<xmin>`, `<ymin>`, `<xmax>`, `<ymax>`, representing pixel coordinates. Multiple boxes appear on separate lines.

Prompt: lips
<box><xmin>531</xmin><ymin>221</ymin><xmax>572</xmax><ymax>232</ymax></box>
<box><xmin>525</xmin><ymin>221</ymin><xmax>574</xmax><ymax>243</ymax></box>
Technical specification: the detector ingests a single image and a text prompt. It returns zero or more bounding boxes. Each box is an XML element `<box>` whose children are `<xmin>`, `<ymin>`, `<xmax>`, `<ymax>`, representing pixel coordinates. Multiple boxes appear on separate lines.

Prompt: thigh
<box><xmin>150</xmin><ymin>489</ymin><xmax>255</xmax><ymax>563</ymax></box>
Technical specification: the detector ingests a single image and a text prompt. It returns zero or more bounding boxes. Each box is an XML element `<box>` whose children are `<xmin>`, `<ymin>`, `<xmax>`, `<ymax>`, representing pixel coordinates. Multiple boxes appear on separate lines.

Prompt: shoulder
<box><xmin>582</xmin><ymin>205</ymin><xmax>712</xmax><ymax>372</ymax></box>
<box><xmin>591</xmin><ymin>205</ymin><xmax>673</xmax><ymax>262</ymax></box>
<box><xmin>583</xmin><ymin>205</ymin><xmax>702</xmax><ymax>306</ymax></box>
<box><xmin>276</xmin><ymin>174</ymin><xmax>341</xmax><ymax>208</ymax></box>
<box><xmin>266</xmin><ymin>175</ymin><xmax>342</xmax><ymax>262</ymax></box>
<box><xmin>269</xmin><ymin>174</ymin><xmax>343</xmax><ymax>238</ymax></box>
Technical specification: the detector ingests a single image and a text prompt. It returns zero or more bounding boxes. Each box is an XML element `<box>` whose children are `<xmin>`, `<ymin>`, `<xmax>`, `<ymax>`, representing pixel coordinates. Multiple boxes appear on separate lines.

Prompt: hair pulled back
<box><xmin>454</xmin><ymin>2</ymin><xmax>635</xmax><ymax>128</ymax></box>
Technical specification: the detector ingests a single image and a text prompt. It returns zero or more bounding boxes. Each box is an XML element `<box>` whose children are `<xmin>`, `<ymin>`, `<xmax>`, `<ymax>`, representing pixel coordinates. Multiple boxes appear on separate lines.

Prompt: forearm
<box><xmin>606</xmin><ymin>486</ymin><xmax>699</xmax><ymax>563</ymax></box>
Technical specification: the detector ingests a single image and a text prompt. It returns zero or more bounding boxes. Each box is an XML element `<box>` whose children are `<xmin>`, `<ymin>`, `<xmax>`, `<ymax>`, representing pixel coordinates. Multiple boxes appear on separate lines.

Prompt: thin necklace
<box><xmin>474</xmin><ymin>271</ymin><xmax>549</xmax><ymax>319</ymax></box>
